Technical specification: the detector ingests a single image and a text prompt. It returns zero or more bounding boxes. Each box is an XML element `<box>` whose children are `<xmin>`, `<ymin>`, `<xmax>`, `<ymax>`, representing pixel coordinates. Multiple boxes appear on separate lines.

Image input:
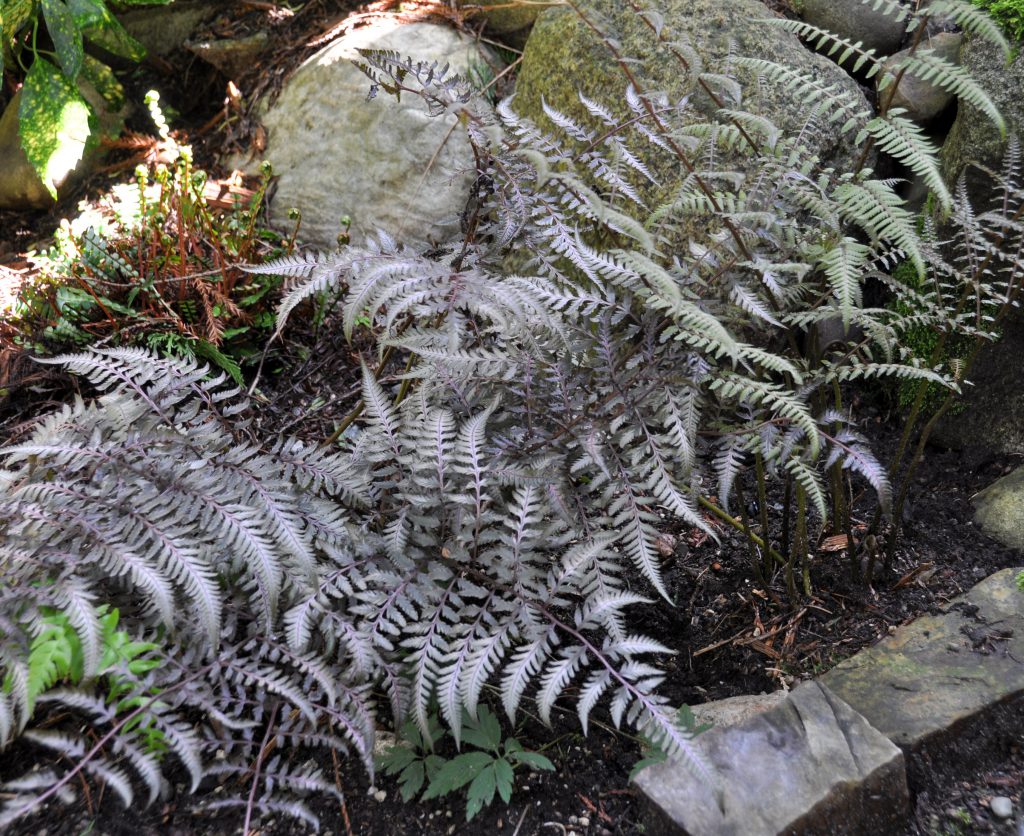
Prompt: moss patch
<box><xmin>972</xmin><ymin>0</ymin><xmax>1024</xmax><ymax>42</ymax></box>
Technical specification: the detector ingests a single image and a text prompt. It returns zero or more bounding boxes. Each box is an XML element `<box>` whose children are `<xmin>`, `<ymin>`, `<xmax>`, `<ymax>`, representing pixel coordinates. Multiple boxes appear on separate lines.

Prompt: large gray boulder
<box><xmin>932</xmin><ymin>34</ymin><xmax>1023</xmax><ymax>457</ymax></box>
<box><xmin>634</xmin><ymin>681</ymin><xmax>908</xmax><ymax>835</ymax></box>
<box><xmin>802</xmin><ymin>0</ymin><xmax>908</xmax><ymax>55</ymax></box>
<box><xmin>513</xmin><ymin>0</ymin><xmax>871</xmax><ymax>222</ymax></box>
<box><xmin>941</xmin><ymin>35</ymin><xmax>1022</xmax><ymax>199</ymax></box>
<box><xmin>259</xmin><ymin>20</ymin><xmax>490</xmax><ymax>250</ymax></box>
<box><xmin>933</xmin><ymin>37</ymin><xmax>1024</xmax><ymax>457</ymax></box>
<box><xmin>973</xmin><ymin>467</ymin><xmax>1024</xmax><ymax>551</ymax></box>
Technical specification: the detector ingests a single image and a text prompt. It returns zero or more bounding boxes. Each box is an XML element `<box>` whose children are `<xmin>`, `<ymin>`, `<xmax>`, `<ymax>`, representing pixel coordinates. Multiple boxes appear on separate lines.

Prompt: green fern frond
<box><xmin>884</xmin><ymin>51</ymin><xmax>1005</xmax><ymax>135</ymax></box>
<box><xmin>858</xmin><ymin>114</ymin><xmax>951</xmax><ymax>209</ymax></box>
<box><xmin>758</xmin><ymin>18</ymin><xmax>884</xmax><ymax>76</ymax></box>
<box><xmin>834</xmin><ymin>179</ymin><xmax>924</xmax><ymax>276</ymax></box>
<box><xmin>923</xmin><ymin>1</ymin><xmax>1011</xmax><ymax>56</ymax></box>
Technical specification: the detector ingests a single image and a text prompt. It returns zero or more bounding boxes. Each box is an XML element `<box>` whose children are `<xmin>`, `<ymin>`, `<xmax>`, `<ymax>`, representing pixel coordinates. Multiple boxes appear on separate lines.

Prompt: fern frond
<box><xmin>732</xmin><ymin>57</ymin><xmax>871</xmax><ymax>132</ymax></box>
<box><xmin>834</xmin><ymin>179</ymin><xmax>924</xmax><ymax>276</ymax></box>
<box><xmin>759</xmin><ymin>18</ymin><xmax>883</xmax><ymax>77</ymax></box>
<box><xmin>923</xmin><ymin>1</ymin><xmax>1010</xmax><ymax>56</ymax></box>
<box><xmin>857</xmin><ymin>114</ymin><xmax>950</xmax><ymax>210</ymax></box>
<box><xmin>883</xmin><ymin>51</ymin><xmax>1005</xmax><ymax>135</ymax></box>
<box><xmin>817</xmin><ymin>238</ymin><xmax>870</xmax><ymax>327</ymax></box>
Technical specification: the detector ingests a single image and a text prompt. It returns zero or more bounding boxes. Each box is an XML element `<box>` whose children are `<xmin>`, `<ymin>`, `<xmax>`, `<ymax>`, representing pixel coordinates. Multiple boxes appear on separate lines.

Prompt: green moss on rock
<box><xmin>514</xmin><ymin>0</ymin><xmax>869</xmax><ymax>181</ymax></box>
<box><xmin>971</xmin><ymin>0</ymin><xmax>1024</xmax><ymax>42</ymax></box>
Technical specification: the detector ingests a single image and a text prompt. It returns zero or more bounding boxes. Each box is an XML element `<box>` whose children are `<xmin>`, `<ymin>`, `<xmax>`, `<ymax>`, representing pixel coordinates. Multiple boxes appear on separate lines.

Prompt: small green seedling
<box><xmin>379</xmin><ymin>705</ymin><xmax>554</xmax><ymax>821</ymax></box>
<box><xmin>377</xmin><ymin>713</ymin><xmax>447</xmax><ymax>802</ymax></box>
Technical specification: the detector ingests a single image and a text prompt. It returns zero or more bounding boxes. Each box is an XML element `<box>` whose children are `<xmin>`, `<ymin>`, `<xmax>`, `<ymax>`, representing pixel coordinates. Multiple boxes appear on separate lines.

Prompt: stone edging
<box><xmin>634</xmin><ymin>567</ymin><xmax>1024</xmax><ymax>835</ymax></box>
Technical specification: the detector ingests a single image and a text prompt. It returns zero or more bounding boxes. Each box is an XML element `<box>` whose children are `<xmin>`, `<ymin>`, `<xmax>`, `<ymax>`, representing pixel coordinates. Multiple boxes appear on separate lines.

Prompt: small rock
<box><xmin>877</xmin><ymin>33</ymin><xmax>962</xmax><ymax>124</ymax></box>
<box><xmin>373</xmin><ymin>788</ymin><xmax>388</xmax><ymax>802</ymax></box>
<box><xmin>372</xmin><ymin>730</ymin><xmax>401</xmax><ymax>759</ymax></box>
<box><xmin>990</xmin><ymin>796</ymin><xmax>1014</xmax><ymax>820</ymax></box>
<box><xmin>117</xmin><ymin>0</ymin><xmax>220</xmax><ymax>57</ymax></box>
<box><xmin>187</xmin><ymin>32</ymin><xmax>269</xmax><ymax>79</ymax></box>
<box><xmin>654</xmin><ymin>532</ymin><xmax>677</xmax><ymax>558</ymax></box>
<box><xmin>456</xmin><ymin>0</ymin><xmax>544</xmax><ymax>37</ymax></box>
<box><xmin>973</xmin><ymin>466</ymin><xmax>1024</xmax><ymax>552</ymax></box>
<box><xmin>578</xmin><ymin>815</ymin><xmax>590</xmax><ymax>827</ymax></box>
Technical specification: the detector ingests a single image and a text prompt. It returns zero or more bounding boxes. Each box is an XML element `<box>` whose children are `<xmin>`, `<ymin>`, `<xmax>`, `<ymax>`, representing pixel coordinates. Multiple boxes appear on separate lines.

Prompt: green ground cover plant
<box><xmin>7</xmin><ymin>92</ymin><xmax>287</xmax><ymax>385</ymax></box>
<box><xmin>972</xmin><ymin>0</ymin><xmax>1024</xmax><ymax>40</ymax></box>
<box><xmin>380</xmin><ymin>705</ymin><xmax>554</xmax><ymax>821</ymax></box>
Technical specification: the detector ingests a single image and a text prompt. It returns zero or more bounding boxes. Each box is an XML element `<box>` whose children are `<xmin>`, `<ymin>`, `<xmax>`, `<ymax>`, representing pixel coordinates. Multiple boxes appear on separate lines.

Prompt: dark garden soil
<box><xmin>1</xmin><ymin>1</ymin><xmax>1023</xmax><ymax>834</ymax></box>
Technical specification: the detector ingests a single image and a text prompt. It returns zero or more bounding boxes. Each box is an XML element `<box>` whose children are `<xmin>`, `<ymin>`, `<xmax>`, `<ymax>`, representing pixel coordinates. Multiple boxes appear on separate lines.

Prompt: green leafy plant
<box><xmin>972</xmin><ymin>0</ymin><xmax>1024</xmax><ymax>41</ymax></box>
<box><xmin>378</xmin><ymin>714</ymin><xmax>447</xmax><ymax>802</ymax></box>
<box><xmin>12</xmin><ymin>605</ymin><xmax>160</xmax><ymax>712</ymax></box>
<box><xmin>381</xmin><ymin>706</ymin><xmax>554</xmax><ymax>821</ymax></box>
<box><xmin>0</xmin><ymin>0</ymin><xmax>174</xmax><ymax>197</ymax></box>
<box><xmin>888</xmin><ymin>257</ymin><xmax>965</xmax><ymax>413</ymax></box>
<box><xmin>8</xmin><ymin>91</ymin><xmax>285</xmax><ymax>385</ymax></box>
<box><xmin>2</xmin><ymin>603</ymin><xmax>168</xmax><ymax>759</ymax></box>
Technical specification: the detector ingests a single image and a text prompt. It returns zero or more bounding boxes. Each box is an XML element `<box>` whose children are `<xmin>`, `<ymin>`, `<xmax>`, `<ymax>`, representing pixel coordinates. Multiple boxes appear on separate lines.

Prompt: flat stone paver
<box><xmin>634</xmin><ymin>681</ymin><xmax>908</xmax><ymax>835</ymax></box>
<box><xmin>822</xmin><ymin>567</ymin><xmax>1024</xmax><ymax>754</ymax></box>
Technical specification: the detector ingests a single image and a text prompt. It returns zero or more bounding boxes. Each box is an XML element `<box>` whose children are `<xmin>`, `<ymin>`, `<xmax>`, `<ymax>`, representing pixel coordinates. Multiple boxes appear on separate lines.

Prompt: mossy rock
<box><xmin>457</xmin><ymin>0</ymin><xmax>555</xmax><ymax>36</ymax></box>
<box><xmin>931</xmin><ymin>287</ymin><xmax>1024</xmax><ymax>456</ymax></box>
<box><xmin>513</xmin><ymin>0</ymin><xmax>869</xmax><ymax>233</ymax></box>
<box><xmin>973</xmin><ymin>466</ymin><xmax>1024</xmax><ymax>551</ymax></box>
<box><xmin>940</xmin><ymin>35</ymin><xmax>1024</xmax><ymax>202</ymax></box>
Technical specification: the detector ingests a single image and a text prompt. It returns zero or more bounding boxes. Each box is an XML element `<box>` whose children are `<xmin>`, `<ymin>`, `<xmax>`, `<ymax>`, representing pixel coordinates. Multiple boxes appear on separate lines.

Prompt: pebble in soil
<box><xmin>989</xmin><ymin>796</ymin><xmax>1013</xmax><ymax>820</ymax></box>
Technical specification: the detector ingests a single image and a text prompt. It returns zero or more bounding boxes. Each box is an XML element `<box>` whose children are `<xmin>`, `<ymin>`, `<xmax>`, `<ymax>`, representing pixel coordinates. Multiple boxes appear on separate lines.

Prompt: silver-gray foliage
<box><xmin>2</xmin><ymin>0</ymin><xmax>1023</xmax><ymax>830</ymax></box>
